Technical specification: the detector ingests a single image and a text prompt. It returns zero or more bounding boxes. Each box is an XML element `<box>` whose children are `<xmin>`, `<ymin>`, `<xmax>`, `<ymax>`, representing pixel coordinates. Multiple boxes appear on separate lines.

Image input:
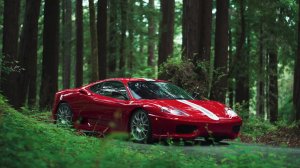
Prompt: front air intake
<box><xmin>232</xmin><ymin>125</ymin><xmax>241</xmax><ymax>133</ymax></box>
<box><xmin>176</xmin><ymin>125</ymin><xmax>197</xmax><ymax>134</ymax></box>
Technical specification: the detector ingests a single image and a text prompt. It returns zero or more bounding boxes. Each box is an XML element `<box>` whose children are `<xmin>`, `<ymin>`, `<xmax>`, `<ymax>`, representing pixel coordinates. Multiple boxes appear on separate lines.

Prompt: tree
<box><xmin>75</xmin><ymin>0</ymin><xmax>83</xmax><ymax>87</ymax></box>
<box><xmin>39</xmin><ymin>0</ymin><xmax>60</xmax><ymax>109</ymax></box>
<box><xmin>234</xmin><ymin>0</ymin><xmax>250</xmax><ymax>115</ymax></box>
<box><xmin>127</xmin><ymin>0</ymin><xmax>135</xmax><ymax>70</ymax></box>
<box><xmin>158</xmin><ymin>0</ymin><xmax>175</xmax><ymax>72</ymax></box>
<box><xmin>210</xmin><ymin>0</ymin><xmax>229</xmax><ymax>103</ymax></box>
<box><xmin>17</xmin><ymin>0</ymin><xmax>41</xmax><ymax>108</ymax></box>
<box><xmin>119</xmin><ymin>0</ymin><xmax>127</xmax><ymax>74</ymax></box>
<box><xmin>97</xmin><ymin>0</ymin><xmax>108</xmax><ymax>80</ymax></box>
<box><xmin>147</xmin><ymin>0</ymin><xmax>155</xmax><ymax>66</ymax></box>
<box><xmin>108</xmin><ymin>0</ymin><xmax>118</xmax><ymax>73</ymax></box>
<box><xmin>294</xmin><ymin>1</ymin><xmax>300</xmax><ymax>121</ymax></box>
<box><xmin>269</xmin><ymin>50</ymin><xmax>278</xmax><ymax>123</ymax></box>
<box><xmin>88</xmin><ymin>0</ymin><xmax>98</xmax><ymax>82</ymax></box>
<box><xmin>182</xmin><ymin>0</ymin><xmax>200</xmax><ymax>61</ymax></box>
<box><xmin>62</xmin><ymin>0</ymin><xmax>72</xmax><ymax>89</ymax></box>
<box><xmin>0</xmin><ymin>0</ymin><xmax>20</xmax><ymax>107</ymax></box>
<box><xmin>182</xmin><ymin>0</ymin><xmax>212</xmax><ymax>62</ymax></box>
<box><xmin>256</xmin><ymin>24</ymin><xmax>265</xmax><ymax>118</ymax></box>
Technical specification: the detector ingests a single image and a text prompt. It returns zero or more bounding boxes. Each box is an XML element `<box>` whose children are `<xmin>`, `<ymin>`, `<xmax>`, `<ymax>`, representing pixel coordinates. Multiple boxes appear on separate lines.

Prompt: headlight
<box><xmin>225</xmin><ymin>107</ymin><xmax>238</xmax><ymax>117</ymax></box>
<box><xmin>161</xmin><ymin>107</ymin><xmax>189</xmax><ymax>116</ymax></box>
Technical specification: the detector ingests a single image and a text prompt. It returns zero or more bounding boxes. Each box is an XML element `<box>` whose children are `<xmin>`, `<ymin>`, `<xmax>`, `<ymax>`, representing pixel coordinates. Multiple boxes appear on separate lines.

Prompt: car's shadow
<box><xmin>152</xmin><ymin>139</ymin><xmax>230</xmax><ymax>147</ymax></box>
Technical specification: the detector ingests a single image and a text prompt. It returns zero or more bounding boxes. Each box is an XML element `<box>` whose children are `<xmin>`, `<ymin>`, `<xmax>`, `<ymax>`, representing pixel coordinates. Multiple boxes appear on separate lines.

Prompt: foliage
<box><xmin>0</xmin><ymin>95</ymin><xmax>298</xmax><ymax>167</ymax></box>
<box><xmin>159</xmin><ymin>57</ymin><xmax>210</xmax><ymax>98</ymax></box>
<box><xmin>241</xmin><ymin>116</ymin><xmax>277</xmax><ymax>138</ymax></box>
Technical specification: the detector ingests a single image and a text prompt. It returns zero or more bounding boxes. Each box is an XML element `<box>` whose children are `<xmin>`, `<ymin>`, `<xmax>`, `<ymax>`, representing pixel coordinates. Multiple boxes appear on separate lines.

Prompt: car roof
<box><xmin>103</xmin><ymin>78</ymin><xmax>166</xmax><ymax>83</ymax></box>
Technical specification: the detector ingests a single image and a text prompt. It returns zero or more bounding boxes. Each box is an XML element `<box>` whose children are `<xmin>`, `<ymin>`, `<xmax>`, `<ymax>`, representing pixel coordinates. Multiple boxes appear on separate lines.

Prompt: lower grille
<box><xmin>232</xmin><ymin>125</ymin><xmax>241</xmax><ymax>133</ymax></box>
<box><xmin>176</xmin><ymin>125</ymin><xmax>197</xmax><ymax>134</ymax></box>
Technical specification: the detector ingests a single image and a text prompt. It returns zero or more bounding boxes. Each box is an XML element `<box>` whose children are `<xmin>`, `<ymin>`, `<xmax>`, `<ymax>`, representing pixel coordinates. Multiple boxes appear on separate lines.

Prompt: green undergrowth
<box><xmin>241</xmin><ymin>116</ymin><xmax>299</xmax><ymax>138</ymax></box>
<box><xmin>0</xmin><ymin>95</ymin><xmax>298</xmax><ymax>168</ymax></box>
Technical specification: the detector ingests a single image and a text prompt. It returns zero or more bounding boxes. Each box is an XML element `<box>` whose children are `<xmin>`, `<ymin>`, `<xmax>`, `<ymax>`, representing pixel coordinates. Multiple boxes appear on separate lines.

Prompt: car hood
<box><xmin>150</xmin><ymin>99</ymin><xmax>235</xmax><ymax>120</ymax></box>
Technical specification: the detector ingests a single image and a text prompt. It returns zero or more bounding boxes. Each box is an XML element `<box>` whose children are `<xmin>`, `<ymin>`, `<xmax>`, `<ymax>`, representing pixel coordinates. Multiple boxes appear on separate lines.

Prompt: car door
<box><xmin>85</xmin><ymin>81</ymin><xmax>131</xmax><ymax>132</ymax></box>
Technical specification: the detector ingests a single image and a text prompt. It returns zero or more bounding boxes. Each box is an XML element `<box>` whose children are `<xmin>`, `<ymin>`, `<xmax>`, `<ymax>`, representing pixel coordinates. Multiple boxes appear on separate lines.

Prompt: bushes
<box><xmin>159</xmin><ymin>57</ymin><xmax>210</xmax><ymax>99</ymax></box>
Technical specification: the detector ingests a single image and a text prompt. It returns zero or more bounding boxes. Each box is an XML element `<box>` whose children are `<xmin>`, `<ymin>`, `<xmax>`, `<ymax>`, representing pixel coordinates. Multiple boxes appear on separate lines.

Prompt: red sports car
<box><xmin>53</xmin><ymin>78</ymin><xmax>242</xmax><ymax>143</ymax></box>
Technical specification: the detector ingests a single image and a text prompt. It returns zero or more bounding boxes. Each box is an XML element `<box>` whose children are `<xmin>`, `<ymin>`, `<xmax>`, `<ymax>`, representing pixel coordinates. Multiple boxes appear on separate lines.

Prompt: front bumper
<box><xmin>149</xmin><ymin>114</ymin><xmax>242</xmax><ymax>140</ymax></box>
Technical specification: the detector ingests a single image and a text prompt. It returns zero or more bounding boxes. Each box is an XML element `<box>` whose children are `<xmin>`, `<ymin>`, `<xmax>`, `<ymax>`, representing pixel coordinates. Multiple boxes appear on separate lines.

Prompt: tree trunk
<box><xmin>62</xmin><ymin>0</ymin><xmax>72</xmax><ymax>89</ymax></box>
<box><xmin>88</xmin><ymin>0</ymin><xmax>98</xmax><ymax>82</ymax></box>
<box><xmin>234</xmin><ymin>0</ymin><xmax>249</xmax><ymax>115</ymax></box>
<box><xmin>17</xmin><ymin>0</ymin><xmax>41</xmax><ymax>108</ymax></box>
<box><xmin>119</xmin><ymin>0</ymin><xmax>127</xmax><ymax>74</ymax></box>
<box><xmin>182</xmin><ymin>0</ymin><xmax>212</xmax><ymax>62</ymax></box>
<box><xmin>210</xmin><ymin>0</ymin><xmax>229</xmax><ymax>103</ymax></box>
<box><xmin>128</xmin><ymin>24</ymin><xmax>134</xmax><ymax>70</ymax></box>
<box><xmin>75</xmin><ymin>0</ymin><xmax>83</xmax><ymax>87</ymax></box>
<box><xmin>257</xmin><ymin>24</ymin><xmax>265</xmax><ymax>118</ymax></box>
<box><xmin>294</xmin><ymin>1</ymin><xmax>300</xmax><ymax>121</ymax></box>
<box><xmin>265</xmin><ymin>52</ymin><xmax>270</xmax><ymax>120</ymax></box>
<box><xmin>0</xmin><ymin>0</ymin><xmax>20</xmax><ymax>107</ymax></box>
<box><xmin>228</xmin><ymin>26</ymin><xmax>234</xmax><ymax>108</ymax></box>
<box><xmin>182</xmin><ymin>0</ymin><xmax>200</xmax><ymax>61</ymax></box>
<box><xmin>147</xmin><ymin>0</ymin><xmax>155</xmax><ymax>66</ymax></box>
<box><xmin>108</xmin><ymin>0</ymin><xmax>118</xmax><ymax>73</ymax></box>
<box><xmin>127</xmin><ymin>0</ymin><xmax>134</xmax><ymax>70</ymax></box>
<box><xmin>198</xmin><ymin>0</ymin><xmax>212</xmax><ymax>62</ymax></box>
<box><xmin>97</xmin><ymin>0</ymin><xmax>107</xmax><ymax>80</ymax></box>
<box><xmin>158</xmin><ymin>0</ymin><xmax>175</xmax><ymax>73</ymax></box>
<box><xmin>269</xmin><ymin>50</ymin><xmax>278</xmax><ymax>123</ymax></box>
<box><xmin>39</xmin><ymin>0</ymin><xmax>60</xmax><ymax>109</ymax></box>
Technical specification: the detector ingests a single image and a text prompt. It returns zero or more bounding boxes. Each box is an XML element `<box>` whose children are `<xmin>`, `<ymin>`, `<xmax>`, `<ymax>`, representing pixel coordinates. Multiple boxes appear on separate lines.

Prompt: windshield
<box><xmin>128</xmin><ymin>81</ymin><xmax>194</xmax><ymax>100</ymax></box>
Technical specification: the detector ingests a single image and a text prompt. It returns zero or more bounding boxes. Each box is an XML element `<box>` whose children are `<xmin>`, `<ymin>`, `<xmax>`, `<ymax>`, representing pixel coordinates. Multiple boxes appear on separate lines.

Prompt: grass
<box><xmin>0</xmin><ymin>95</ymin><xmax>299</xmax><ymax>168</ymax></box>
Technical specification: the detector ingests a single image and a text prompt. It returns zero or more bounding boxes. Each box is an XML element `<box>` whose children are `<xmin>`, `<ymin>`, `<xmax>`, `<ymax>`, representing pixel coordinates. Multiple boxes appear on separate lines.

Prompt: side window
<box><xmin>90</xmin><ymin>81</ymin><xmax>128</xmax><ymax>100</ymax></box>
<box><xmin>90</xmin><ymin>83</ymin><xmax>103</xmax><ymax>94</ymax></box>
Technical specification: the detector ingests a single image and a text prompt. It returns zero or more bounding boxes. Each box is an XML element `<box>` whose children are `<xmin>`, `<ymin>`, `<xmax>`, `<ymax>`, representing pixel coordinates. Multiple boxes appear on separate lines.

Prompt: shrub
<box><xmin>159</xmin><ymin>57</ymin><xmax>210</xmax><ymax>99</ymax></box>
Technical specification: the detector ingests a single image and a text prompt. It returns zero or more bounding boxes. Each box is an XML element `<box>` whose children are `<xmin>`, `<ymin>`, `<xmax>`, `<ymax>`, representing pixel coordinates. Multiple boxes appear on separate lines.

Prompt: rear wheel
<box><xmin>56</xmin><ymin>103</ymin><xmax>73</xmax><ymax>127</ymax></box>
<box><xmin>130</xmin><ymin>109</ymin><xmax>152</xmax><ymax>143</ymax></box>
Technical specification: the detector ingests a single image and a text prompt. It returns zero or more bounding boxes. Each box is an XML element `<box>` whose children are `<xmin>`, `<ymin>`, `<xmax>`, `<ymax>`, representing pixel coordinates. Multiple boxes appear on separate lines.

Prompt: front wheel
<box><xmin>56</xmin><ymin>103</ymin><xmax>73</xmax><ymax>127</ymax></box>
<box><xmin>130</xmin><ymin>109</ymin><xmax>152</xmax><ymax>143</ymax></box>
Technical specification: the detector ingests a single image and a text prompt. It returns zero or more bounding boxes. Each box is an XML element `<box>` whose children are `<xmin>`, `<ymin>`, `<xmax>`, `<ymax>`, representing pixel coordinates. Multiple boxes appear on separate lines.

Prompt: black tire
<box><xmin>130</xmin><ymin>109</ymin><xmax>152</xmax><ymax>143</ymax></box>
<box><xmin>56</xmin><ymin>103</ymin><xmax>73</xmax><ymax>127</ymax></box>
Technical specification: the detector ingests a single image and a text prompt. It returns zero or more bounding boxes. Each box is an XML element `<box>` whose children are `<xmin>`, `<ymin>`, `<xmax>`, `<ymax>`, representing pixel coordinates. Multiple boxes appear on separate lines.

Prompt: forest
<box><xmin>1</xmin><ymin>0</ymin><xmax>299</xmax><ymax>123</ymax></box>
<box><xmin>1</xmin><ymin>0</ymin><xmax>300</xmax><ymax>167</ymax></box>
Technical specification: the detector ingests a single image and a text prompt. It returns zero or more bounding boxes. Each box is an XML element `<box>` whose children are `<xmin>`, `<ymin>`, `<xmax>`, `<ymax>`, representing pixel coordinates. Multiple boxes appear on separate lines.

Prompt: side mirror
<box><xmin>79</xmin><ymin>89</ymin><xmax>91</xmax><ymax>96</ymax></box>
<box><xmin>192</xmin><ymin>92</ymin><xmax>200</xmax><ymax>99</ymax></box>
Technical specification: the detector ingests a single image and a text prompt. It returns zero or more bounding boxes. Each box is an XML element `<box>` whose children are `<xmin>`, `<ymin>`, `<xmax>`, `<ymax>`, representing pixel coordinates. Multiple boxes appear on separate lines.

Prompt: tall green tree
<box><xmin>119</xmin><ymin>0</ymin><xmax>128</xmax><ymax>74</ymax></box>
<box><xmin>269</xmin><ymin>50</ymin><xmax>278</xmax><ymax>123</ymax></box>
<box><xmin>182</xmin><ymin>0</ymin><xmax>212</xmax><ymax>62</ymax></box>
<box><xmin>182</xmin><ymin>0</ymin><xmax>200</xmax><ymax>61</ymax></box>
<box><xmin>108</xmin><ymin>0</ymin><xmax>118</xmax><ymax>73</ymax></box>
<box><xmin>97</xmin><ymin>0</ymin><xmax>108</xmax><ymax>79</ymax></box>
<box><xmin>234</xmin><ymin>0</ymin><xmax>250</xmax><ymax>115</ymax></box>
<box><xmin>210</xmin><ymin>0</ymin><xmax>229</xmax><ymax>103</ymax></box>
<box><xmin>17</xmin><ymin>0</ymin><xmax>41</xmax><ymax>108</ymax></box>
<box><xmin>39</xmin><ymin>0</ymin><xmax>60</xmax><ymax>109</ymax></box>
<box><xmin>75</xmin><ymin>0</ymin><xmax>83</xmax><ymax>87</ymax></box>
<box><xmin>147</xmin><ymin>0</ymin><xmax>155</xmax><ymax>67</ymax></box>
<box><xmin>0</xmin><ymin>0</ymin><xmax>20</xmax><ymax>108</ymax></box>
<box><xmin>158</xmin><ymin>0</ymin><xmax>175</xmax><ymax>75</ymax></box>
<box><xmin>62</xmin><ymin>0</ymin><xmax>72</xmax><ymax>89</ymax></box>
<box><xmin>88</xmin><ymin>0</ymin><xmax>98</xmax><ymax>82</ymax></box>
<box><xmin>294</xmin><ymin>1</ymin><xmax>300</xmax><ymax>121</ymax></box>
<box><xmin>256</xmin><ymin>24</ymin><xmax>265</xmax><ymax>118</ymax></box>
